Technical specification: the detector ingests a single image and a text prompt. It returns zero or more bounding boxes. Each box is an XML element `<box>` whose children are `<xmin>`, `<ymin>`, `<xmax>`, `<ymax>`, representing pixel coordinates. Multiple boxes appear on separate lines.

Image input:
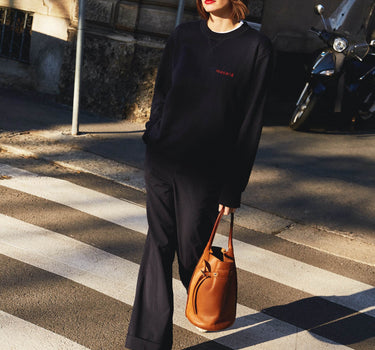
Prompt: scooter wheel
<box><xmin>290</xmin><ymin>87</ymin><xmax>317</xmax><ymax>131</ymax></box>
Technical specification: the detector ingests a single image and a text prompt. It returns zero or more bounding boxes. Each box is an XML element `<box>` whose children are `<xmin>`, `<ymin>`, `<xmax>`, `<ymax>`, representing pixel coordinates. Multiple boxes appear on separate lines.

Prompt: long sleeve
<box><xmin>141</xmin><ymin>20</ymin><xmax>274</xmax><ymax>205</ymax></box>
<box><xmin>142</xmin><ymin>31</ymin><xmax>176</xmax><ymax>144</ymax></box>
<box><xmin>219</xmin><ymin>47</ymin><xmax>274</xmax><ymax>208</ymax></box>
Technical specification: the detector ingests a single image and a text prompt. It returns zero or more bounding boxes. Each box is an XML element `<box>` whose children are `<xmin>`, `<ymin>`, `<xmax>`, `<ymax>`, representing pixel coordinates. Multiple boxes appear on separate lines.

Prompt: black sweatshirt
<box><xmin>143</xmin><ymin>20</ymin><xmax>273</xmax><ymax>208</ymax></box>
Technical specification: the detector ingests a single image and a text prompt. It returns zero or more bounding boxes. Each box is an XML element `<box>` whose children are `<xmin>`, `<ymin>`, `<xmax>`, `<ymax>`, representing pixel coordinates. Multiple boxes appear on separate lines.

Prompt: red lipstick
<box><xmin>204</xmin><ymin>0</ymin><xmax>215</xmax><ymax>4</ymax></box>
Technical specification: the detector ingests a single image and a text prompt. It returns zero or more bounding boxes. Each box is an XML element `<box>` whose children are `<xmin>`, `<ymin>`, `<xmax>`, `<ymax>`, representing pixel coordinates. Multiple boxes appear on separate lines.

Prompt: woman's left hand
<box><xmin>218</xmin><ymin>204</ymin><xmax>236</xmax><ymax>215</ymax></box>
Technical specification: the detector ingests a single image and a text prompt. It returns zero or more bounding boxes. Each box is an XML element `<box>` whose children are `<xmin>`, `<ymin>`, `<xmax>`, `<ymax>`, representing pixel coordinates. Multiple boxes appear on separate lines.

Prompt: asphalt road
<box><xmin>73</xmin><ymin>121</ymin><xmax>375</xmax><ymax>242</ymax></box>
<box><xmin>247</xmin><ymin>125</ymin><xmax>375</xmax><ymax>239</ymax></box>
<box><xmin>1</xmin><ymin>81</ymin><xmax>375</xmax><ymax>244</ymax></box>
<box><xmin>0</xmin><ymin>150</ymin><xmax>374</xmax><ymax>350</ymax></box>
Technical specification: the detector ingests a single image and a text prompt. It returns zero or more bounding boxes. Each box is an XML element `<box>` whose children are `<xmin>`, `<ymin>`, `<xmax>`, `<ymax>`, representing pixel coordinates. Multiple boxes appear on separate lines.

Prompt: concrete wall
<box><xmin>0</xmin><ymin>0</ymin><xmax>71</xmax><ymax>94</ymax></box>
<box><xmin>1</xmin><ymin>0</ymin><xmax>72</xmax><ymax>18</ymax></box>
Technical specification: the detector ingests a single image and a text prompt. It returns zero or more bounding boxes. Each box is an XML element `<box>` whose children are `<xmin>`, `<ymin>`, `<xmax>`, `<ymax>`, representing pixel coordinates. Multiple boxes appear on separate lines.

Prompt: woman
<box><xmin>125</xmin><ymin>0</ymin><xmax>273</xmax><ymax>348</ymax></box>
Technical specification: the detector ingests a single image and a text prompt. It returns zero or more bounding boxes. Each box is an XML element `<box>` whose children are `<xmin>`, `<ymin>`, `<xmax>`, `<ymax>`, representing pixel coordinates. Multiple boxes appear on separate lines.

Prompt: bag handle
<box><xmin>203</xmin><ymin>208</ymin><xmax>234</xmax><ymax>260</ymax></box>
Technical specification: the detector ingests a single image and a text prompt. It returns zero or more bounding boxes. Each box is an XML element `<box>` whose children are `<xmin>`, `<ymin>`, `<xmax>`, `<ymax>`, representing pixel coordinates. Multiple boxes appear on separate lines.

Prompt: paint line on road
<box><xmin>0</xmin><ymin>311</ymin><xmax>89</xmax><ymax>350</ymax></box>
<box><xmin>215</xmin><ymin>234</ymin><xmax>375</xmax><ymax>317</ymax></box>
<box><xmin>0</xmin><ymin>213</ymin><xmax>139</xmax><ymax>303</ymax></box>
<box><xmin>1</xmin><ymin>163</ymin><xmax>374</xmax><ymax>317</ymax></box>
<box><xmin>0</xmin><ymin>143</ymin><xmax>147</xmax><ymax>193</ymax></box>
<box><xmin>0</xmin><ymin>164</ymin><xmax>374</xmax><ymax>318</ymax></box>
<box><xmin>0</xmin><ymin>214</ymin><xmax>349</xmax><ymax>349</ymax></box>
<box><xmin>0</xmin><ymin>163</ymin><xmax>148</xmax><ymax>234</ymax></box>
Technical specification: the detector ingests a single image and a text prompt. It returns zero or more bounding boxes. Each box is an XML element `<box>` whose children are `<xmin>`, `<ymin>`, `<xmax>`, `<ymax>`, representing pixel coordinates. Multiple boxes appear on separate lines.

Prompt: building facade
<box><xmin>0</xmin><ymin>0</ymin><xmax>264</xmax><ymax>121</ymax></box>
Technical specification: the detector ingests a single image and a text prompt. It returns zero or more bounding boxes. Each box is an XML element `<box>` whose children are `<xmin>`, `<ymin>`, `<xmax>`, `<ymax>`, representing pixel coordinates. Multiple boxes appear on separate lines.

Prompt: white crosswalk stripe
<box><xmin>0</xmin><ymin>164</ymin><xmax>373</xmax><ymax>349</ymax></box>
<box><xmin>0</xmin><ymin>164</ymin><xmax>148</xmax><ymax>234</ymax></box>
<box><xmin>1</xmin><ymin>164</ymin><xmax>374</xmax><ymax>316</ymax></box>
<box><xmin>0</xmin><ymin>311</ymin><xmax>90</xmax><ymax>350</ymax></box>
<box><xmin>0</xmin><ymin>214</ymin><xmax>350</xmax><ymax>350</ymax></box>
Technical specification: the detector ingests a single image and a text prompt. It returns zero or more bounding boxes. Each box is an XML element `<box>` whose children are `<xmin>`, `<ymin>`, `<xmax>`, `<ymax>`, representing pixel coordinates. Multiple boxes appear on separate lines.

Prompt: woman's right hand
<box><xmin>218</xmin><ymin>204</ymin><xmax>236</xmax><ymax>215</ymax></box>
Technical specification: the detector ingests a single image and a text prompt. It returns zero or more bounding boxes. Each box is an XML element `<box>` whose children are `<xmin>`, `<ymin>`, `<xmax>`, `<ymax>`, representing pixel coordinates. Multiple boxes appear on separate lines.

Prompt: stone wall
<box><xmin>0</xmin><ymin>0</ymin><xmax>265</xmax><ymax>121</ymax></box>
<box><xmin>59</xmin><ymin>29</ymin><xmax>164</xmax><ymax>121</ymax></box>
<box><xmin>58</xmin><ymin>0</ymin><xmax>265</xmax><ymax>122</ymax></box>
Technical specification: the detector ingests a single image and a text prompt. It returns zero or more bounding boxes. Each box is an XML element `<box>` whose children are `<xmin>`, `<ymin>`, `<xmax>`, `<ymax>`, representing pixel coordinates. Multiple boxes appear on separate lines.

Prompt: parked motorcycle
<box><xmin>290</xmin><ymin>0</ymin><xmax>375</xmax><ymax>131</ymax></box>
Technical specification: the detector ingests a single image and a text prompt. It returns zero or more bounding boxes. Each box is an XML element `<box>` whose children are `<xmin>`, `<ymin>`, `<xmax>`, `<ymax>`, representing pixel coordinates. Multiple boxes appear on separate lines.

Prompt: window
<box><xmin>0</xmin><ymin>8</ymin><xmax>33</xmax><ymax>63</ymax></box>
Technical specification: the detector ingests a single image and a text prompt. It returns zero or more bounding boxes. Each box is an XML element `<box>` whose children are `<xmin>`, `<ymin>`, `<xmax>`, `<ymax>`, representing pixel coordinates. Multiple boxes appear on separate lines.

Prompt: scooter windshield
<box><xmin>327</xmin><ymin>0</ymin><xmax>375</xmax><ymax>39</ymax></box>
<box><xmin>320</xmin><ymin>0</ymin><xmax>375</xmax><ymax>59</ymax></box>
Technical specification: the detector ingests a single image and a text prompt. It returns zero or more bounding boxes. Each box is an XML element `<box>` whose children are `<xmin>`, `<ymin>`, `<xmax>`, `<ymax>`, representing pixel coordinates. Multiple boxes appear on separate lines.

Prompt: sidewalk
<box><xmin>0</xmin><ymin>87</ymin><xmax>374</xmax><ymax>266</ymax></box>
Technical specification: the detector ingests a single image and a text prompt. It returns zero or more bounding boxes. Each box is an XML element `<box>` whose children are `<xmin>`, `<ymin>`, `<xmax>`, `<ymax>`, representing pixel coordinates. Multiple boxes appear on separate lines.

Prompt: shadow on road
<box><xmin>194</xmin><ymin>289</ymin><xmax>375</xmax><ymax>349</ymax></box>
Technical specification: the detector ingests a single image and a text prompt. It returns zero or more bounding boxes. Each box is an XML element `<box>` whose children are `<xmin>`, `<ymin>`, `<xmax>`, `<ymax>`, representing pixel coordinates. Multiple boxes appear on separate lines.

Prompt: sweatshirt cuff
<box><xmin>219</xmin><ymin>186</ymin><xmax>242</xmax><ymax>208</ymax></box>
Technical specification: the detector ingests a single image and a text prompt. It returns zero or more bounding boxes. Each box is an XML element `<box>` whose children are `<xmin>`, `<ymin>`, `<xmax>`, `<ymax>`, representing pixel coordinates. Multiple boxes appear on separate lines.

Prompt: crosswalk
<box><xmin>0</xmin><ymin>163</ymin><xmax>374</xmax><ymax>349</ymax></box>
<box><xmin>0</xmin><ymin>311</ymin><xmax>90</xmax><ymax>350</ymax></box>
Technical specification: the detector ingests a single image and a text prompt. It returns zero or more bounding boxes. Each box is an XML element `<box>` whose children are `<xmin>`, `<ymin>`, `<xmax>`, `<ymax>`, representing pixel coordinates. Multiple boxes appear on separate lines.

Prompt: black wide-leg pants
<box><xmin>125</xmin><ymin>151</ymin><xmax>222</xmax><ymax>350</ymax></box>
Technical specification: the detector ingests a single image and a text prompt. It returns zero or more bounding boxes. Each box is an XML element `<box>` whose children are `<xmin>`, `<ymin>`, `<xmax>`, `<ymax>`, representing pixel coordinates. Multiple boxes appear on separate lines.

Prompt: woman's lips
<box><xmin>204</xmin><ymin>0</ymin><xmax>215</xmax><ymax>4</ymax></box>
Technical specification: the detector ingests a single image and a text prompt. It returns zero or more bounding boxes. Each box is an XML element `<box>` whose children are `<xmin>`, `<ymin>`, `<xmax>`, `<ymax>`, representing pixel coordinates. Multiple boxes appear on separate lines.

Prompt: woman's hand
<box><xmin>218</xmin><ymin>204</ymin><xmax>236</xmax><ymax>215</ymax></box>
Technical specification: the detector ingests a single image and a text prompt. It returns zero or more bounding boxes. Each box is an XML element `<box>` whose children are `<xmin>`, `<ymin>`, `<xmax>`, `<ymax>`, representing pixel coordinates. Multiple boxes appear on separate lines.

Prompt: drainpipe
<box><xmin>175</xmin><ymin>0</ymin><xmax>185</xmax><ymax>27</ymax></box>
<box><xmin>72</xmin><ymin>0</ymin><xmax>85</xmax><ymax>136</ymax></box>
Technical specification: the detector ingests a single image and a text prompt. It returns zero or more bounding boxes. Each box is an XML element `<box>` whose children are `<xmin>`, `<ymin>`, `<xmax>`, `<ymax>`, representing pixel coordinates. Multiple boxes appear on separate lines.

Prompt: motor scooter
<box><xmin>290</xmin><ymin>0</ymin><xmax>375</xmax><ymax>131</ymax></box>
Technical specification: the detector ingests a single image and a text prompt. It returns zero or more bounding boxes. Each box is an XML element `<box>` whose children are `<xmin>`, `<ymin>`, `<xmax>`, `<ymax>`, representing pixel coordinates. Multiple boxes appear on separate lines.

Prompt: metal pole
<box><xmin>0</xmin><ymin>9</ymin><xmax>8</xmax><ymax>55</ymax></box>
<box><xmin>19</xmin><ymin>13</ymin><xmax>29</xmax><ymax>61</ymax></box>
<box><xmin>72</xmin><ymin>0</ymin><xmax>85</xmax><ymax>136</ymax></box>
<box><xmin>175</xmin><ymin>0</ymin><xmax>185</xmax><ymax>27</ymax></box>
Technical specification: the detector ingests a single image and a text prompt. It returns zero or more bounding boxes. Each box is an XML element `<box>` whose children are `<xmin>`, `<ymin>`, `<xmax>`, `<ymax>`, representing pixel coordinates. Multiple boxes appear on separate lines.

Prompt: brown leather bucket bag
<box><xmin>185</xmin><ymin>209</ymin><xmax>237</xmax><ymax>331</ymax></box>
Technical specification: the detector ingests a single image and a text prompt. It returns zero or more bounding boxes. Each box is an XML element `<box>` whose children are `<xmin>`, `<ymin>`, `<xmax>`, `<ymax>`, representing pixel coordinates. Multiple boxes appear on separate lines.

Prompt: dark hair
<box><xmin>196</xmin><ymin>0</ymin><xmax>250</xmax><ymax>22</ymax></box>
